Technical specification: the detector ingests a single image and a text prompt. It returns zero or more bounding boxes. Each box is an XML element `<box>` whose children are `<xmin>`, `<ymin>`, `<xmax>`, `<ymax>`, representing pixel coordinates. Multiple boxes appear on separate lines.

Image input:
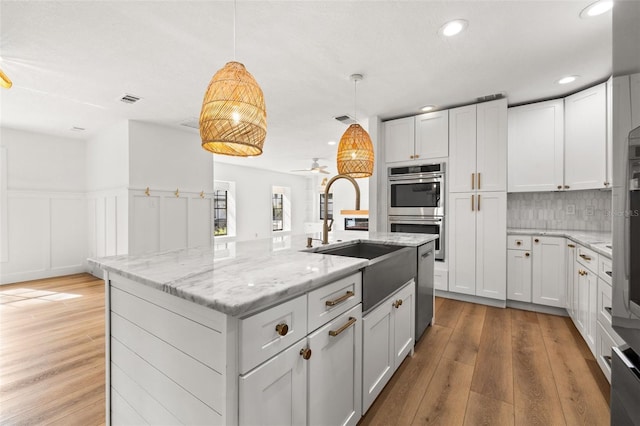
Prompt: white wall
<box><xmin>0</xmin><ymin>128</ymin><xmax>87</xmax><ymax>284</ymax></box>
<box><xmin>213</xmin><ymin>161</ymin><xmax>311</xmax><ymax>241</ymax></box>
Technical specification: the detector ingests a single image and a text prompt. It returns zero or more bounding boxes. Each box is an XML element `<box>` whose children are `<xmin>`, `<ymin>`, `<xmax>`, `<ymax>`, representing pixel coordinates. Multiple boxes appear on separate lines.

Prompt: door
<box><xmin>532</xmin><ymin>237</ymin><xmax>566</xmax><ymax>307</ymax></box>
<box><xmin>476</xmin><ymin>99</ymin><xmax>507</xmax><ymax>192</ymax></box>
<box><xmin>391</xmin><ymin>281</ymin><xmax>415</xmax><ymax>367</ymax></box>
<box><xmin>384</xmin><ymin>117</ymin><xmax>415</xmax><ymax>163</ymax></box>
<box><xmin>448</xmin><ymin>105</ymin><xmax>477</xmax><ymax>193</ymax></box>
<box><xmin>566</xmin><ymin>243</ymin><xmax>577</xmax><ymax>317</ymax></box>
<box><xmin>507</xmin><ymin>249</ymin><xmax>532</xmax><ymax>302</ymax></box>
<box><xmin>564</xmin><ymin>83</ymin><xmax>607</xmax><ymax>190</ymax></box>
<box><xmin>475</xmin><ymin>192</ymin><xmax>507</xmax><ymax>300</ymax></box>
<box><xmin>507</xmin><ymin>99</ymin><xmax>564</xmax><ymax>192</ymax></box>
<box><xmin>239</xmin><ymin>339</ymin><xmax>308</xmax><ymax>426</ymax></box>
<box><xmin>449</xmin><ymin>193</ymin><xmax>477</xmax><ymax>295</ymax></box>
<box><xmin>415</xmin><ymin>110</ymin><xmax>448</xmax><ymax>160</ymax></box>
<box><xmin>362</xmin><ymin>301</ymin><xmax>394</xmax><ymax>413</ymax></box>
<box><xmin>308</xmin><ymin>306</ymin><xmax>362</xmax><ymax>426</ymax></box>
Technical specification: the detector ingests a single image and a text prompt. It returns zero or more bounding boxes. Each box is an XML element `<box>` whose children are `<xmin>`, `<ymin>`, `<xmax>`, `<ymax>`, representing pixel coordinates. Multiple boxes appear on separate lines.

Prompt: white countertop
<box><xmin>89</xmin><ymin>231</ymin><xmax>438</xmax><ymax>317</ymax></box>
<box><xmin>507</xmin><ymin>228</ymin><xmax>612</xmax><ymax>258</ymax></box>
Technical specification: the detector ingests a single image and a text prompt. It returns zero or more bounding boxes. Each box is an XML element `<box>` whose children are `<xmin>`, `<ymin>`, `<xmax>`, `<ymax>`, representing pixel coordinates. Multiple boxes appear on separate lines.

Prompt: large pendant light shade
<box><xmin>200</xmin><ymin>61</ymin><xmax>267</xmax><ymax>156</ymax></box>
<box><xmin>336</xmin><ymin>74</ymin><xmax>374</xmax><ymax>178</ymax></box>
<box><xmin>0</xmin><ymin>68</ymin><xmax>12</xmax><ymax>89</ymax></box>
<box><xmin>337</xmin><ymin>123</ymin><xmax>374</xmax><ymax>178</ymax></box>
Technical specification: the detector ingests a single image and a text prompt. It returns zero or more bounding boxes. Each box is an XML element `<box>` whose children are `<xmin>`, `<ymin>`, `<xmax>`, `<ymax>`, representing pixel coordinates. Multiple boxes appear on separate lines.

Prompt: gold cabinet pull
<box><xmin>471</xmin><ymin>195</ymin><xmax>475</xmax><ymax>211</ymax></box>
<box><xmin>568</xmin><ymin>244</ymin><xmax>576</xmax><ymax>248</ymax></box>
<box><xmin>393</xmin><ymin>299</ymin><xmax>403</xmax><ymax>309</ymax></box>
<box><xmin>299</xmin><ymin>347</ymin><xmax>312</xmax><ymax>360</ymax></box>
<box><xmin>471</xmin><ymin>173</ymin><xmax>475</xmax><ymax>190</ymax></box>
<box><xmin>477</xmin><ymin>172</ymin><xmax>481</xmax><ymax>190</ymax></box>
<box><xmin>525</xmin><ymin>252</ymin><xmax>530</xmax><ymax>257</ymax></box>
<box><xmin>328</xmin><ymin>317</ymin><xmax>357</xmax><ymax>337</ymax></box>
<box><xmin>579</xmin><ymin>254</ymin><xmax>592</xmax><ymax>261</ymax></box>
<box><xmin>477</xmin><ymin>194</ymin><xmax>481</xmax><ymax>211</ymax></box>
<box><xmin>275</xmin><ymin>323</ymin><xmax>289</xmax><ymax>336</ymax></box>
<box><xmin>325</xmin><ymin>290</ymin><xmax>355</xmax><ymax>307</ymax></box>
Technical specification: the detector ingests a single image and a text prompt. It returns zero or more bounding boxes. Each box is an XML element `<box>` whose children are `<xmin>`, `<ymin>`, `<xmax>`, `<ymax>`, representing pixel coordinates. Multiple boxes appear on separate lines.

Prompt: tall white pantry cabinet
<box><xmin>448</xmin><ymin>99</ymin><xmax>508</xmax><ymax>300</ymax></box>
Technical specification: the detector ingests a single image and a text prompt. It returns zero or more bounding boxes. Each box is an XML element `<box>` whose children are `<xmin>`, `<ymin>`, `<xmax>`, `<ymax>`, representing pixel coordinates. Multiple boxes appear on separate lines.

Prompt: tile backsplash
<box><xmin>507</xmin><ymin>190</ymin><xmax>612</xmax><ymax>232</ymax></box>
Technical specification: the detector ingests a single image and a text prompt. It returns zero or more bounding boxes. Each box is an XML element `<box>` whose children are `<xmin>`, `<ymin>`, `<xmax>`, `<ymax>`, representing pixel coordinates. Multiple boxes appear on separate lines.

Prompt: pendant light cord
<box><xmin>233</xmin><ymin>0</ymin><xmax>237</xmax><ymax>61</ymax></box>
<box><xmin>353</xmin><ymin>79</ymin><xmax>357</xmax><ymax>123</ymax></box>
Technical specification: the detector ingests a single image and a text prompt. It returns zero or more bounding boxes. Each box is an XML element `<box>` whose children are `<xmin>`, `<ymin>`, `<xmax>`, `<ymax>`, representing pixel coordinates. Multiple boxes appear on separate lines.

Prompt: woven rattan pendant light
<box><xmin>199</xmin><ymin>1</ymin><xmax>266</xmax><ymax>156</ymax></box>
<box><xmin>337</xmin><ymin>74</ymin><xmax>374</xmax><ymax>178</ymax></box>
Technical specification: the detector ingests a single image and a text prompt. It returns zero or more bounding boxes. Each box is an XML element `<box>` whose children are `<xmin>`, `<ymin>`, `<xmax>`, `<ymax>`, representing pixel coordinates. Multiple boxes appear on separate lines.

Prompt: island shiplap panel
<box><xmin>110</xmin><ymin>387</ymin><xmax>149</xmax><ymax>425</ymax></box>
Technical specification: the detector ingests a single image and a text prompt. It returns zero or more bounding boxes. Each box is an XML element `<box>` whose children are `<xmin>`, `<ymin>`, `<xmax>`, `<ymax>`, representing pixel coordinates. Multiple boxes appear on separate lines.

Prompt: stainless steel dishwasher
<box><xmin>416</xmin><ymin>241</ymin><xmax>435</xmax><ymax>341</ymax></box>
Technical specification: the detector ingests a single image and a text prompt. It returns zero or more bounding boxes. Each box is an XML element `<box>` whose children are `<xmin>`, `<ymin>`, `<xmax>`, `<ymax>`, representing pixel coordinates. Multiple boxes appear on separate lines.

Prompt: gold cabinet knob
<box><xmin>393</xmin><ymin>299</ymin><xmax>403</xmax><ymax>309</ymax></box>
<box><xmin>300</xmin><ymin>347</ymin><xmax>312</xmax><ymax>360</ymax></box>
<box><xmin>557</xmin><ymin>185</ymin><xmax>562</xmax><ymax>190</ymax></box>
<box><xmin>516</xmin><ymin>241</ymin><xmax>522</xmax><ymax>246</ymax></box>
<box><xmin>525</xmin><ymin>252</ymin><xmax>530</xmax><ymax>257</ymax></box>
<box><xmin>275</xmin><ymin>323</ymin><xmax>289</xmax><ymax>336</ymax></box>
<box><xmin>534</xmin><ymin>238</ymin><xmax>539</xmax><ymax>243</ymax></box>
<box><xmin>564</xmin><ymin>185</ymin><xmax>570</xmax><ymax>189</ymax></box>
<box><xmin>415</xmin><ymin>154</ymin><xmax>420</xmax><ymax>158</ymax></box>
<box><xmin>410</xmin><ymin>155</ymin><xmax>415</xmax><ymax>159</ymax></box>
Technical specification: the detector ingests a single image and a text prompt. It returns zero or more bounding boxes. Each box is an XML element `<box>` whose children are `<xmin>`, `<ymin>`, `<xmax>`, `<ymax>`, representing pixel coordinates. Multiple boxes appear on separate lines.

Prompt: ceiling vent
<box><xmin>334</xmin><ymin>115</ymin><xmax>356</xmax><ymax>125</ymax></box>
<box><xmin>179</xmin><ymin>118</ymin><xmax>200</xmax><ymax>130</ymax></box>
<box><xmin>476</xmin><ymin>92</ymin><xmax>505</xmax><ymax>103</ymax></box>
<box><xmin>120</xmin><ymin>93</ymin><xmax>141</xmax><ymax>104</ymax></box>
<box><xmin>70</xmin><ymin>126</ymin><xmax>85</xmax><ymax>132</ymax></box>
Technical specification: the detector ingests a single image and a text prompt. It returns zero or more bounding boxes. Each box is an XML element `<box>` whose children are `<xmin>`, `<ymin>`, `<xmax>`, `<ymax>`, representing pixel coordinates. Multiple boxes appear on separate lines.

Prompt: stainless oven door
<box><xmin>388</xmin><ymin>177</ymin><xmax>443</xmax><ymax>216</ymax></box>
<box><xmin>388</xmin><ymin>216</ymin><xmax>444</xmax><ymax>261</ymax></box>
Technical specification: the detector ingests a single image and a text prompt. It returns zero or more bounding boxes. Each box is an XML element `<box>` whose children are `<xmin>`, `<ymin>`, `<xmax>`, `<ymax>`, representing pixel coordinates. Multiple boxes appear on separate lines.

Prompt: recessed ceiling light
<box><xmin>439</xmin><ymin>19</ymin><xmax>468</xmax><ymax>37</ymax></box>
<box><xmin>328</xmin><ymin>140</ymin><xmax>336</xmax><ymax>146</ymax></box>
<box><xmin>580</xmin><ymin>0</ymin><xmax>613</xmax><ymax>18</ymax></box>
<box><xmin>557</xmin><ymin>75</ymin><xmax>579</xmax><ymax>85</ymax></box>
<box><xmin>420</xmin><ymin>105</ymin><xmax>436</xmax><ymax>112</ymax></box>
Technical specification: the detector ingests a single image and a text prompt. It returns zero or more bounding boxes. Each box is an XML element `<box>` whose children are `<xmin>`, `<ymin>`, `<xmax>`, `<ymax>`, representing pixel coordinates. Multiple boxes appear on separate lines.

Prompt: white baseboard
<box><xmin>0</xmin><ymin>265</ymin><xmax>88</xmax><ymax>285</ymax></box>
<box><xmin>435</xmin><ymin>290</ymin><xmax>506</xmax><ymax>308</ymax></box>
<box><xmin>506</xmin><ymin>300</ymin><xmax>569</xmax><ymax>317</ymax></box>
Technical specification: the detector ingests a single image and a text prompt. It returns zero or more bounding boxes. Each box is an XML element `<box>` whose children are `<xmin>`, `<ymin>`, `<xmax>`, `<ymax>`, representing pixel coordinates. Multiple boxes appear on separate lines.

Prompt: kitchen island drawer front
<box><xmin>240</xmin><ymin>294</ymin><xmax>307</xmax><ymax>374</ymax></box>
<box><xmin>508</xmin><ymin>235</ymin><xmax>531</xmax><ymax>250</ymax></box>
<box><xmin>308</xmin><ymin>272</ymin><xmax>362</xmax><ymax>332</ymax></box>
<box><xmin>599</xmin><ymin>256</ymin><xmax>612</xmax><ymax>285</ymax></box>
<box><xmin>577</xmin><ymin>245</ymin><xmax>599</xmax><ymax>271</ymax></box>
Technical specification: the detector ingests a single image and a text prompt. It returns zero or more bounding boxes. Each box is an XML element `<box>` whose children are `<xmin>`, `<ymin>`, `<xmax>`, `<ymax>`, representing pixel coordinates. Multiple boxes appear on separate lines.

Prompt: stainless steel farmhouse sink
<box><xmin>311</xmin><ymin>241</ymin><xmax>416</xmax><ymax>313</ymax></box>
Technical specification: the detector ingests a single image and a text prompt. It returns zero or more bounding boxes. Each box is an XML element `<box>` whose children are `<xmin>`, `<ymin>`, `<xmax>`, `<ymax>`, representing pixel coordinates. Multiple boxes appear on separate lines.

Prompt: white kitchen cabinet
<box><xmin>308</xmin><ymin>305</ymin><xmax>362</xmax><ymax>426</ymax></box>
<box><xmin>631</xmin><ymin>73</ymin><xmax>640</xmax><ymax>129</ymax></box>
<box><xmin>449</xmin><ymin>192</ymin><xmax>506</xmax><ymax>300</ymax></box>
<box><xmin>507</xmin><ymin>249</ymin><xmax>532</xmax><ymax>302</ymax></box>
<box><xmin>414</xmin><ymin>110</ymin><xmax>449</xmax><ymax>160</ymax></box>
<box><xmin>239</xmin><ymin>339</ymin><xmax>308</xmax><ymax>426</ymax></box>
<box><xmin>507</xmin><ymin>100</ymin><xmax>564</xmax><ymax>192</ymax></box>
<box><xmin>385</xmin><ymin>111</ymin><xmax>449</xmax><ymax>163</ymax></box>
<box><xmin>449</xmin><ymin>99</ymin><xmax>507</xmax><ymax>193</ymax></box>
<box><xmin>564</xmin><ymin>83</ymin><xmax>607</xmax><ymax>190</ymax></box>
<box><xmin>362</xmin><ymin>280</ymin><xmax>415</xmax><ymax>414</ymax></box>
<box><xmin>576</xmin><ymin>266</ymin><xmax>598</xmax><ymax>352</ymax></box>
<box><xmin>531</xmin><ymin>237</ymin><xmax>566</xmax><ymax>308</ymax></box>
<box><xmin>384</xmin><ymin>117</ymin><xmax>415</xmax><ymax>164</ymax></box>
<box><xmin>566</xmin><ymin>242</ymin><xmax>577</xmax><ymax>317</ymax></box>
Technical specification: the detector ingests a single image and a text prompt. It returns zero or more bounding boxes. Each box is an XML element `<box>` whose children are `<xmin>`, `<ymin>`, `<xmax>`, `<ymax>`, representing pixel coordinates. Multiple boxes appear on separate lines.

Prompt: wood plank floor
<box><xmin>361</xmin><ymin>298</ymin><xmax>611</xmax><ymax>426</ymax></box>
<box><xmin>0</xmin><ymin>275</ymin><xmax>610</xmax><ymax>425</ymax></box>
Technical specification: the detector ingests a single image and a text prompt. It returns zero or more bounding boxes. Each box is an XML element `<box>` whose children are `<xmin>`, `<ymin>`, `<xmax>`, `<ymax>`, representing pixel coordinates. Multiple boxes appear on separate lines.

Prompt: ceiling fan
<box><xmin>291</xmin><ymin>158</ymin><xmax>330</xmax><ymax>174</ymax></box>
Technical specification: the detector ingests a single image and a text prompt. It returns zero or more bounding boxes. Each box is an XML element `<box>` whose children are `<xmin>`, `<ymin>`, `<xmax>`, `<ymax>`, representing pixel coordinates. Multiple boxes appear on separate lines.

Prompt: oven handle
<box><xmin>388</xmin><ymin>175</ymin><xmax>443</xmax><ymax>182</ymax></box>
<box><xmin>389</xmin><ymin>217</ymin><xmax>443</xmax><ymax>225</ymax></box>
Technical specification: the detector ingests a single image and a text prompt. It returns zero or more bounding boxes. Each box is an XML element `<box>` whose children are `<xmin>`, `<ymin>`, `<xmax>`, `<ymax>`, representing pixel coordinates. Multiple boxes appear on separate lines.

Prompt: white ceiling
<box><xmin>0</xmin><ymin>1</ymin><xmax>612</xmax><ymax>175</ymax></box>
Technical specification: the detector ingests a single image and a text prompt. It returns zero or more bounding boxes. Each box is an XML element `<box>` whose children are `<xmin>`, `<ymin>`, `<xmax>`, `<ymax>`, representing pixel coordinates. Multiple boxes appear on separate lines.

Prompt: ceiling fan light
<box><xmin>0</xmin><ymin>68</ymin><xmax>12</xmax><ymax>89</ymax></box>
<box><xmin>337</xmin><ymin>124</ymin><xmax>374</xmax><ymax>178</ymax></box>
<box><xmin>200</xmin><ymin>61</ymin><xmax>267</xmax><ymax>156</ymax></box>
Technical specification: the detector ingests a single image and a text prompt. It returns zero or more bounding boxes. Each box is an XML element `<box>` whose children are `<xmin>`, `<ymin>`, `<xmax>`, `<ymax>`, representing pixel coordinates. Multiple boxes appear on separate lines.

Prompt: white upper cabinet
<box><xmin>384</xmin><ymin>117</ymin><xmax>415</xmax><ymax>164</ymax></box>
<box><xmin>449</xmin><ymin>100</ymin><xmax>507</xmax><ymax>193</ymax></box>
<box><xmin>564</xmin><ymin>82</ymin><xmax>607</xmax><ymax>190</ymax></box>
<box><xmin>385</xmin><ymin>111</ymin><xmax>449</xmax><ymax>164</ymax></box>
<box><xmin>415</xmin><ymin>110</ymin><xmax>449</xmax><ymax>160</ymax></box>
<box><xmin>476</xmin><ymin>98</ymin><xmax>508</xmax><ymax>192</ymax></box>
<box><xmin>449</xmin><ymin>104</ymin><xmax>477</xmax><ymax>193</ymax></box>
<box><xmin>507</xmin><ymin>99</ymin><xmax>564</xmax><ymax>192</ymax></box>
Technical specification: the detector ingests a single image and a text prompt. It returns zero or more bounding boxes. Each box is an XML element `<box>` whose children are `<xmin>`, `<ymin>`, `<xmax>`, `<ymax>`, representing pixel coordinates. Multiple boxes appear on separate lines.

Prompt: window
<box><xmin>320</xmin><ymin>193</ymin><xmax>333</xmax><ymax>220</ymax></box>
<box><xmin>272</xmin><ymin>193</ymin><xmax>284</xmax><ymax>231</ymax></box>
<box><xmin>214</xmin><ymin>189</ymin><xmax>228</xmax><ymax>236</ymax></box>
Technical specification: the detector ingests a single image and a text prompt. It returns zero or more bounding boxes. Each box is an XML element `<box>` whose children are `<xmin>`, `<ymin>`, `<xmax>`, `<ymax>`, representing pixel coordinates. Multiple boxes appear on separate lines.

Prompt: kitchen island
<box><xmin>90</xmin><ymin>231</ymin><xmax>437</xmax><ymax>425</ymax></box>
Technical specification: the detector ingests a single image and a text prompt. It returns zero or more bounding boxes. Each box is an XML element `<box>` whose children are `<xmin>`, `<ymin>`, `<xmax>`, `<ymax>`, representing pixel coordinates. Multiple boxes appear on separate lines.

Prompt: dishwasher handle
<box><xmin>421</xmin><ymin>249</ymin><xmax>433</xmax><ymax>259</ymax></box>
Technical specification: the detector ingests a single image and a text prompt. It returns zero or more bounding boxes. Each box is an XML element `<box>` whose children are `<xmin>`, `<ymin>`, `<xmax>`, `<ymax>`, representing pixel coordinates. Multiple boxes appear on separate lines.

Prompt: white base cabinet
<box><xmin>362</xmin><ymin>280</ymin><xmax>415</xmax><ymax>414</ymax></box>
<box><xmin>531</xmin><ymin>237</ymin><xmax>566</xmax><ymax>308</ymax></box>
<box><xmin>507</xmin><ymin>249</ymin><xmax>532</xmax><ymax>302</ymax></box>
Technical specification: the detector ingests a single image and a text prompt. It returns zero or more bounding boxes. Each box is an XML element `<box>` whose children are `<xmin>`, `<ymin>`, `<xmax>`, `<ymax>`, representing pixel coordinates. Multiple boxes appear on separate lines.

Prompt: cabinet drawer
<box><xmin>508</xmin><ymin>235</ymin><xmax>531</xmax><ymax>250</ymax></box>
<box><xmin>577</xmin><ymin>245</ymin><xmax>598</xmax><ymax>272</ymax></box>
<box><xmin>599</xmin><ymin>256</ymin><xmax>612</xmax><ymax>284</ymax></box>
<box><xmin>239</xmin><ymin>295</ymin><xmax>307</xmax><ymax>374</ymax></box>
<box><xmin>308</xmin><ymin>273</ymin><xmax>362</xmax><ymax>332</ymax></box>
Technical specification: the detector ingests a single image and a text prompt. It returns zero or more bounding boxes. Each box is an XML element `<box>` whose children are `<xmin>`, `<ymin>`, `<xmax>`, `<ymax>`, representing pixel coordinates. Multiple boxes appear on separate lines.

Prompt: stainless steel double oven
<box><xmin>388</xmin><ymin>163</ymin><xmax>445</xmax><ymax>261</ymax></box>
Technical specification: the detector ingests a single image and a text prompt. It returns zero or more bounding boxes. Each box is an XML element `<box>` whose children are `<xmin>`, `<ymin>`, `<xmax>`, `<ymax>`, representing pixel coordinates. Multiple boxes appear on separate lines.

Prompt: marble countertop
<box><xmin>507</xmin><ymin>228</ymin><xmax>612</xmax><ymax>258</ymax></box>
<box><xmin>89</xmin><ymin>231</ymin><xmax>437</xmax><ymax>317</ymax></box>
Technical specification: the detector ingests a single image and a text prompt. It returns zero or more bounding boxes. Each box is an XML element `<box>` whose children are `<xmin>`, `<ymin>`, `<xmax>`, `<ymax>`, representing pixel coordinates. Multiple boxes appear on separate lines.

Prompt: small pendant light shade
<box><xmin>200</xmin><ymin>61</ymin><xmax>267</xmax><ymax>156</ymax></box>
<box><xmin>0</xmin><ymin>68</ymin><xmax>12</xmax><ymax>89</ymax></box>
<box><xmin>336</xmin><ymin>123</ymin><xmax>374</xmax><ymax>178</ymax></box>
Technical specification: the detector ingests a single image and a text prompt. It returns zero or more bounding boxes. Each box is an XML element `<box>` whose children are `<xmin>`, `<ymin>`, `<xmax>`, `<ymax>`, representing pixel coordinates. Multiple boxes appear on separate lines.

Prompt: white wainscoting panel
<box><xmin>132</xmin><ymin>195</ymin><xmax>161</xmax><ymax>255</ymax></box>
<box><xmin>189</xmin><ymin>197</ymin><xmax>213</xmax><ymax>248</ymax></box>
<box><xmin>51</xmin><ymin>197</ymin><xmax>86</xmax><ymax>270</ymax></box>
<box><xmin>161</xmin><ymin>196</ymin><xmax>188</xmax><ymax>251</ymax></box>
